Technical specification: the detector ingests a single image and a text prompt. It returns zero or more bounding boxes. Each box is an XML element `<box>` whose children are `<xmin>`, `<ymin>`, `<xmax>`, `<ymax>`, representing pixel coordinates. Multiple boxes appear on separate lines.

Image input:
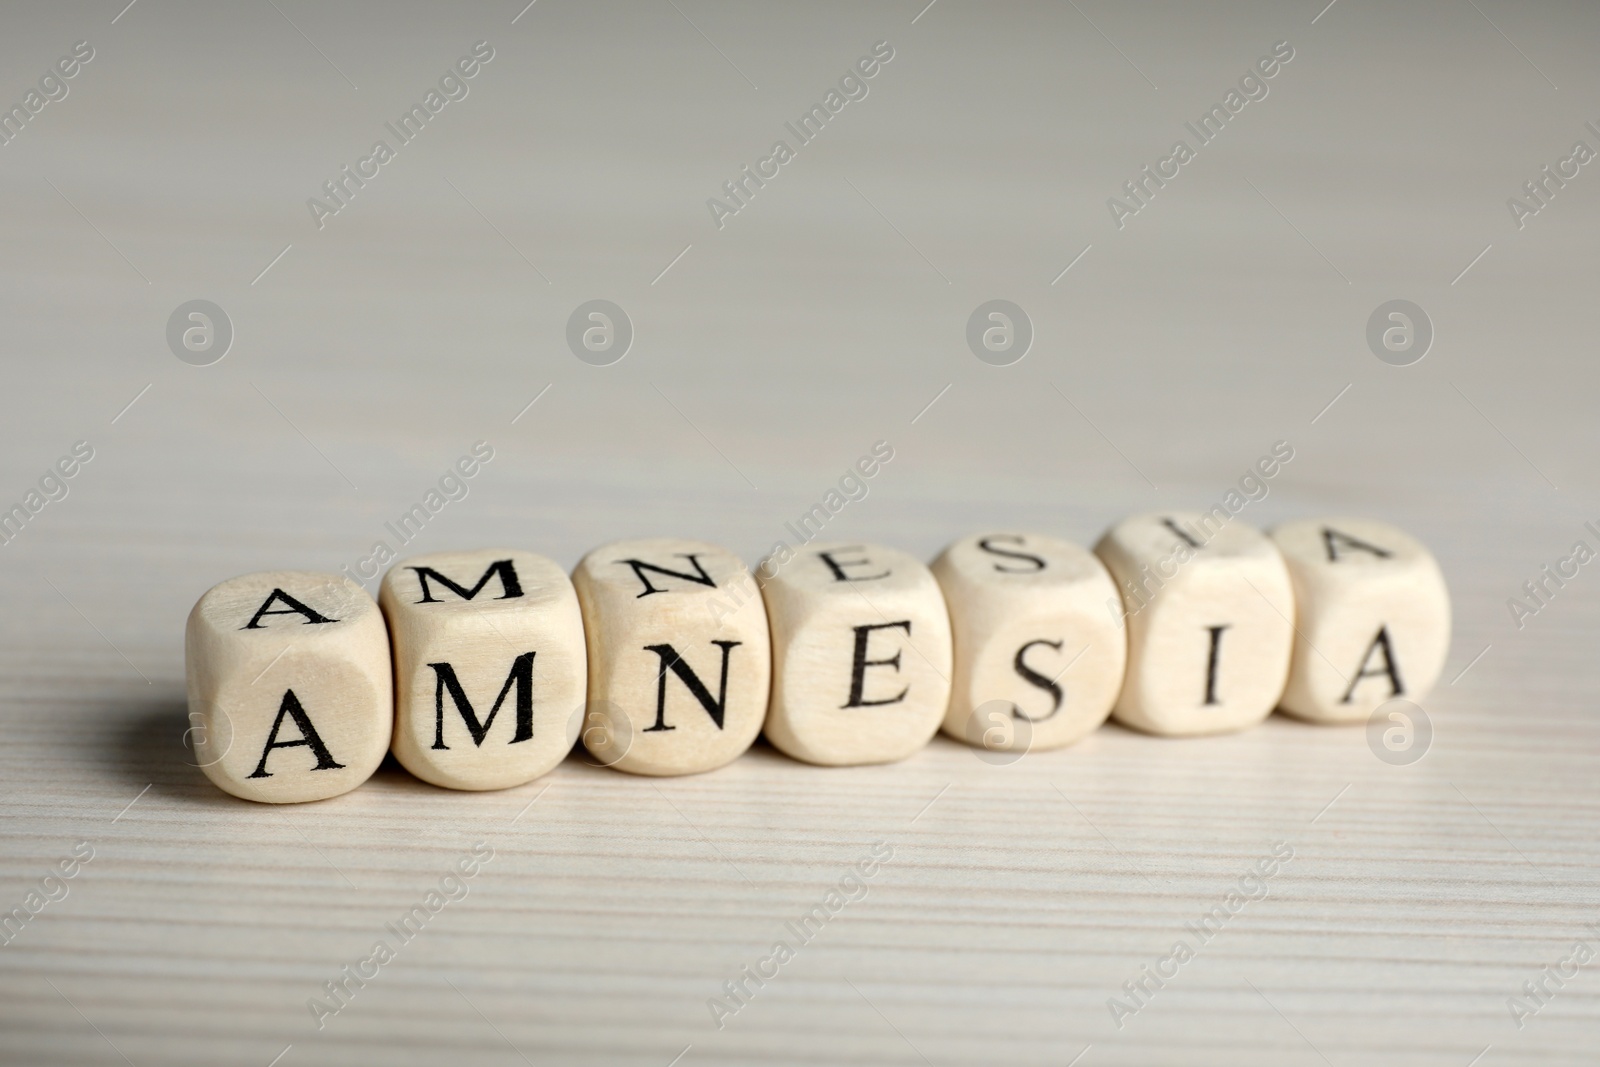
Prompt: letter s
<box><xmin>73</xmin><ymin>40</ymin><xmax>95</xmax><ymax>62</ymax></box>
<box><xmin>872</xmin><ymin>40</ymin><xmax>895</xmax><ymax>62</ymax></box>
<box><xmin>472</xmin><ymin>40</ymin><xmax>495</xmax><ymax>62</ymax></box>
<box><xmin>1012</xmin><ymin>639</ymin><xmax>1065</xmax><ymax>720</ymax></box>
<box><xmin>872</xmin><ymin>439</ymin><xmax>894</xmax><ymax>462</ymax></box>
<box><xmin>1272</xmin><ymin>40</ymin><xmax>1295</xmax><ymax>62</ymax></box>
<box><xmin>73</xmin><ymin>840</ymin><xmax>95</xmax><ymax>861</ymax></box>
<box><xmin>72</xmin><ymin>440</ymin><xmax>94</xmax><ymax>463</ymax></box>
<box><xmin>471</xmin><ymin>440</ymin><xmax>494</xmax><ymax>463</ymax></box>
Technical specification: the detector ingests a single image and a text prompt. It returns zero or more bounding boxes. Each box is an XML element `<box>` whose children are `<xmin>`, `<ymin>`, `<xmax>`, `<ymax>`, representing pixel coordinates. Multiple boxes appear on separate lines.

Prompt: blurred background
<box><xmin>2</xmin><ymin>2</ymin><xmax>1598</xmax><ymax>1064</ymax></box>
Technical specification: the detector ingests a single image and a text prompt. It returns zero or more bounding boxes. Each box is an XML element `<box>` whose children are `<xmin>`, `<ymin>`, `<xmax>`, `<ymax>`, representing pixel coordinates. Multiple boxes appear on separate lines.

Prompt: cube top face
<box><xmin>1094</xmin><ymin>516</ymin><xmax>1293</xmax><ymax>736</ymax></box>
<box><xmin>380</xmin><ymin>549</ymin><xmax>574</xmax><ymax>624</ymax></box>
<box><xmin>1099</xmin><ymin>511</ymin><xmax>1284</xmax><ymax>570</ymax></box>
<box><xmin>1270</xmin><ymin>518</ymin><xmax>1451</xmax><ymax>723</ymax></box>
<box><xmin>932</xmin><ymin>533</ymin><xmax>1126</xmax><ymax>753</ymax></box>
<box><xmin>380</xmin><ymin>549</ymin><xmax>586</xmax><ymax>791</ymax></box>
<box><xmin>185</xmin><ymin>571</ymin><xmax>391</xmax><ymax>804</ymax></box>
<box><xmin>932</xmin><ymin>531</ymin><xmax>1114</xmax><ymax>599</ymax></box>
<box><xmin>1268</xmin><ymin>518</ymin><xmax>1434</xmax><ymax>582</ymax></box>
<box><xmin>191</xmin><ymin>570</ymin><xmax>379</xmax><ymax>644</ymax></box>
<box><xmin>759</xmin><ymin>541</ymin><xmax>953</xmax><ymax>766</ymax></box>
<box><xmin>572</xmin><ymin>538</ymin><xmax>770</xmax><ymax>777</ymax></box>
<box><xmin>575</xmin><ymin>538</ymin><xmax>751</xmax><ymax>604</ymax></box>
<box><xmin>760</xmin><ymin>541</ymin><xmax>935</xmax><ymax>599</ymax></box>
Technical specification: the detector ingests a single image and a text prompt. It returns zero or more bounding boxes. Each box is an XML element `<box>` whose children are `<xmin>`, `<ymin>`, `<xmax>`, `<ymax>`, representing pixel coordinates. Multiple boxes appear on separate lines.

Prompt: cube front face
<box><xmin>185</xmin><ymin>571</ymin><xmax>392</xmax><ymax>804</ymax></box>
<box><xmin>760</xmin><ymin>542</ymin><xmax>952</xmax><ymax>766</ymax></box>
<box><xmin>572</xmin><ymin>539</ymin><xmax>770</xmax><ymax>777</ymax></box>
<box><xmin>933</xmin><ymin>532</ymin><xmax>1126</xmax><ymax>753</ymax></box>
<box><xmin>1270</xmin><ymin>518</ymin><xmax>1451</xmax><ymax>724</ymax></box>
<box><xmin>1096</xmin><ymin>513</ymin><xmax>1293</xmax><ymax>736</ymax></box>
<box><xmin>381</xmin><ymin>549</ymin><xmax>586</xmax><ymax>791</ymax></box>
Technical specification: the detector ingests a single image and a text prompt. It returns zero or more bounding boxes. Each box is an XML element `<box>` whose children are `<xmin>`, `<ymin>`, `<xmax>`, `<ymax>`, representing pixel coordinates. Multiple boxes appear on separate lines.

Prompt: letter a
<box><xmin>1323</xmin><ymin>527</ymin><xmax>1392</xmax><ymax>562</ymax></box>
<box><xmin>242</xmin><ymin>588</ymin><xmax>336</xmax><ymax>629</ymax></box>
<box><xmin>248</xmin><ymin>690</ymin><xmax>346</xmax><ymax>778</ymax></box>
<box><xmin>1339</xmin><ymin>626</ymin><xmax>1404</xmax><ymax>704</ymax></box>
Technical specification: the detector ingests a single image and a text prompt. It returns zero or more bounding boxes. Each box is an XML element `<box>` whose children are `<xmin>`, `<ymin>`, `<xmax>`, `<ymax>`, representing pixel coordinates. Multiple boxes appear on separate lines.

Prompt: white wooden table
<box><xmin>2</xmin><ymin>1</ymin><xmax>1597</xmax><ymax>1063</ymax></box>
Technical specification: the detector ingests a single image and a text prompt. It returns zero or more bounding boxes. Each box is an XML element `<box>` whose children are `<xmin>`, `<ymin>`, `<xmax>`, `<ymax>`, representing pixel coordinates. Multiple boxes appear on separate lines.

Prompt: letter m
<box><xmin>428</xmin><ymin>652</ymin><xmax>537</xmax><ymax>748</ymax></box>
<box><xmin>409</xmin><ymin>559</ymin><xmax>523</xmax><ymax>603</ymax></box>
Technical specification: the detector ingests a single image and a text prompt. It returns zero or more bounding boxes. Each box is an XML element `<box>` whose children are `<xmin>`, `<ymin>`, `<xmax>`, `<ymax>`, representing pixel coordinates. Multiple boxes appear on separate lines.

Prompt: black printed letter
<box><xmin>1012</xmin><ymin>638</ymin><xmax>1064</xmax><ymax>721</ymax></box>
<box><xmin>1323</xmin><ymin>527</ymin><xmax>1392</xmax><ymax>562</ymax></box>
<box><xmin>977</xmin><ymin>535</ymin><xmax>1047</xmax><ymax>574</ymax></box>
<box><xmin>842</xmin><ymin>621</ymin><xmax>912</xmax><ymax>707</ymax></box>
<box><xmin>410</xmin><ymin>559</ymin><xmax>524</xmax><ymax>603</ymax></box>
<box><xmin>616</xmin><ymin>554</ymin><xmax>717</xmax><ymax>597</ymax></box>
<box><xmin>1162</xmin><ymin>518</ymin><xmax>1203</xmax><ymax>549</ymax></box>
<box><xmin>1203</xmin><ymin>625</ymin><xmax>1229</xmax><ymax>705</ymax></box>
<box><xmin>817</xmin><ymin>546</ymin><xmax>890</xmax><ymax>582</ymax></box>
<box><xmin>247</xmin><ymin>689</ymin><xmax>346</xmax><ymax>777</ymax></box>
<box><xmin>641</xmin><ymin>641</ymin><xmax>741</xmax><ymax>731</ymax></box>
<box><xmin>242</xmin><ymin>589</ymin><xmax>335</xmax><ymax>629</ymax></box>
<box><xmin>428</xmin><ymin>652</ymin><xmax>536</xmax><ymax>748</ymax></box>
<box><xmin>1339</xmin><ymin>626</ymin><xmax>1404</xmax><ymax>703</ymax></box>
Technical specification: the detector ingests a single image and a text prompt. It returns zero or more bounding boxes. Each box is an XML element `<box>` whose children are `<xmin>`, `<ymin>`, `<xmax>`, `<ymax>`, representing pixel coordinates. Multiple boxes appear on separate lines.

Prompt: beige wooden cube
<box><xmin>759</xmin><ymin>541</ymin><xmax>952</xmax><ymax>766</ymax></box>
<box><xmin>185</xmin><ymin>571</ymin><xmax>392</xmax><ymax>803</ymax></box>
<box><xmin>571</xmin><ymin>538</ymin><xmax>769</xmax><ymax>776</ymax></box>
<box><xmin>1094</xmin><ymin>513</ymin><xmax>1293</xmax><ymax>736</ymax></box>
<box><xmin>1269</xmin><ymin>518</ymin><xmax>1450</xmax><ymax>724</ymax></box>
<box><xmin>932</xmin><ymin>532</ymin><xmax>1125</xmax><ymax>754</ymax></box>
<box><xmin>380</xmin><ymin>549</ymin><xmax>586</xmax><ymax>791</ymax></box>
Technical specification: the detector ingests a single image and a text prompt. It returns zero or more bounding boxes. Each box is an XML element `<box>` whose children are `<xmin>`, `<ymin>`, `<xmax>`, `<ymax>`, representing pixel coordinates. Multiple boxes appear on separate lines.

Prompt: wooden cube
<box><xmin>759</xmin><ymin>541</ymin><xmax>952</xmax><ymax>766</ymax></box>
<box><xmin>185</xmin><ymin>571</ymin><xmax>391</xmax><ymax>803</ymax></box>
<box><xmin>1094</xmin><ymin>513</ymin><xmax>1293</xmax><ymax>736</ymax></box>
<box><xmin>571</xmin><ymin>538</ymin><xmax>769</xmax><ymax>776</ymax></box>
<box><xmin>380</xmin><ymin>549</ymin><xmax>586</xmax><ymax>791</ymax></box>
<box><xmin>1269</xmin><ymin>518</ymin><xmax>1450</xmax><ymax>724</ymax></box>
<box><xmin>931</xmin><ymin>532</ymin><xmax>1125</xmax><ymax>754</ymax></box>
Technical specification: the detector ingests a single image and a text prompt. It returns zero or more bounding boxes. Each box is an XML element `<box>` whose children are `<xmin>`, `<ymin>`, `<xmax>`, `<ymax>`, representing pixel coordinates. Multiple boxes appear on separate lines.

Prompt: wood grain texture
<box><xmin>2</xmin><ymin>1</ymin><xmax>1600</xmax><ymax>1064</ymax></box>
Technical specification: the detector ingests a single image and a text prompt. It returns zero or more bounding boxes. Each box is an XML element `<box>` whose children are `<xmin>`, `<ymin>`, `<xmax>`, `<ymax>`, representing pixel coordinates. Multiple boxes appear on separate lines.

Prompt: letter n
<box><xmin>641</xmin><ymin>642</ymin><xmax>741</xmax><ymax>731</ymax></box>
<box><xmin>616</xmin><ymin>554</ymin><xmax>717</xmax><ymax>597</ymax></box>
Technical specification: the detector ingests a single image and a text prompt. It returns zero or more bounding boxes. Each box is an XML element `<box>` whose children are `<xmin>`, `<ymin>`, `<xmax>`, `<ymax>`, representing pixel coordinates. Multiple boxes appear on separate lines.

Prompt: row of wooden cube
<box><xmin>185</xmin><ymin>514</ymin><xmax>1450</xmax><ymax>803</ymax></box>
